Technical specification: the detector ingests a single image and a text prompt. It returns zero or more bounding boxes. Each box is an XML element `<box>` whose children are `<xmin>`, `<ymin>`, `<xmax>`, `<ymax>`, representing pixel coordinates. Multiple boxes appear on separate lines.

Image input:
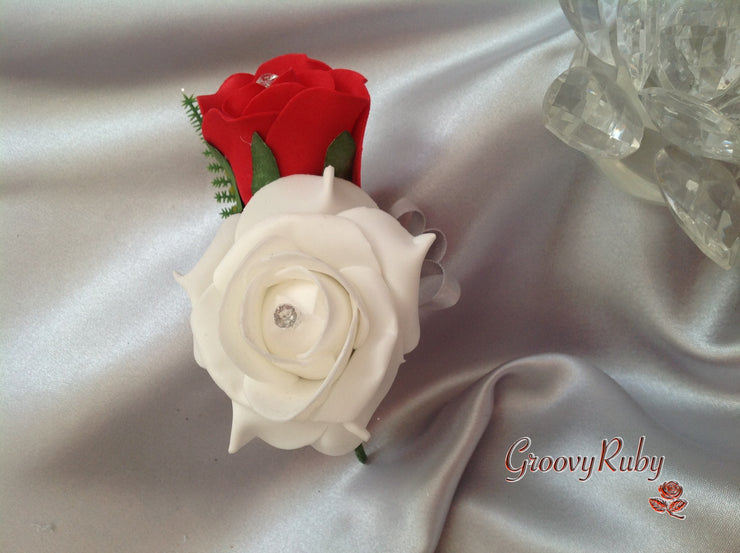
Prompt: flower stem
<box><xmin>354</xmin><ymin>444</ymin><xmax>368</xmax><ymax>464</ymax></box>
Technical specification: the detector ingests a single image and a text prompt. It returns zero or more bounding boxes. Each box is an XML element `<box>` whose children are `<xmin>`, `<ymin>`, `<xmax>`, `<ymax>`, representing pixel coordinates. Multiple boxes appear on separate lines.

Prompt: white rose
<box><xmin>176</xmin><ymin>167</ymin><xmax>434</xmax><ymax>455</ymax></box>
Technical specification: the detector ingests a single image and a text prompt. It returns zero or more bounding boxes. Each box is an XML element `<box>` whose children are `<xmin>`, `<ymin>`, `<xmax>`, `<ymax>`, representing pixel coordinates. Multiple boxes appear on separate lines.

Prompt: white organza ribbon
<box><xmin>389</xmin><ymin>198</ymin><xmax>460</xmax><ymax>311</ymax></box>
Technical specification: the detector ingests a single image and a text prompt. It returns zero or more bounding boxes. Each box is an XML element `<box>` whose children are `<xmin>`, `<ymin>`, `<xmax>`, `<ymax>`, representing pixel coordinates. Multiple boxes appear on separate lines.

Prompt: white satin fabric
<box><xmin>2</xmin><ymin>2</ymin><xmax>738</xmax><ymax>552</ymax></box>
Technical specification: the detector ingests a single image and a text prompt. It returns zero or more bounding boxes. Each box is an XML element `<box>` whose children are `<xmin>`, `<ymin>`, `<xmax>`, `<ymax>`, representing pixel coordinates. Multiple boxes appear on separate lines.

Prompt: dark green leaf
<box><xmin>324</xmin><ymin>131</ymin><xmax>356</xmax><ymax>181</ymax></box>
<box><xmin>251</xmin><ymin>132</ymin><xmax>281</xmax><ymax>195</ymax></box>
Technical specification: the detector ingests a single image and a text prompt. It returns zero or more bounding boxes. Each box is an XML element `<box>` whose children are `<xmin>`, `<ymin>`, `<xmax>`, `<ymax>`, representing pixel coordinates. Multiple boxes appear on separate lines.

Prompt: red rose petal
<box><xmin>197</xmin><ymin>73</ymin><xmax>255</xmax><ymax>114</ymax></box>
<box><xmin>330</xmin><ymin>68</ymin><xmax>370</xmax><ymax>98</ymax></box>
<box><xmin>265</xmin><ymin>88</ymin><xmax>370</xmax><ymax>182</ymax></box>
<box><xmin>304</xmin><ymin>57</ymin><xmax>333</xmax><ymax>71</ymax></box>
<box><xmin>271</xmin><ymin>68</ymin><xmax>296</xmax><ymax>87</ymax></box>
<box><xmin>293</xmin><ymin>68</ymin><xmax>335</xmax><ymax>90</ymax></box>
<box><xmin>196</xmin><ymin>92</ymin><xmax>221</xmax><ymax>117</ymax></box>
<box><xmin>201</xmin><ymin>109</ymin><xmax>278</xmax><ymax>202</ymax></box>
<box><xmin>245</xmin><ymin>82</ymin><xmax>306</xmax><ymax>114</ymax></box>
<box><xmin>223</xmin><ymin>83</ymin><xmax>270</xmax><ymax>117</ymax></box>
<box><xmin>351</xmin><ymin>103</ymin><xmax>370</xmax><ymax>186</ymax></box>
<box><xmin>257</xmin><ymin>54</ymin><xmax>331</xmax><ymax>77</ymax></box>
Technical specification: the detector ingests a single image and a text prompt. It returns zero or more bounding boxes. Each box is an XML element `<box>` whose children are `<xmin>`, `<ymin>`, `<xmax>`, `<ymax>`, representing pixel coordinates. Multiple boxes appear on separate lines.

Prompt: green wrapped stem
<box><xmin>354</xmin><ymin>444</ymin><xmax>368</xmax><ymax>464</ymax></box>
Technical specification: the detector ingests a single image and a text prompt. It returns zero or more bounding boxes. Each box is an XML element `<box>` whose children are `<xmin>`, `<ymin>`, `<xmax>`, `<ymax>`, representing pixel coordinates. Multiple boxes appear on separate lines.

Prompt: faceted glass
<box><xmin>615</xmin><ymin>0</ymin><xmax>658</xmax><ymax>90</ymax></box>
<box><xmin>716</xmin><ymin>92</ymin><xmax>740</xmax><ymax>123</ymax></box>
<box><xmin>656</xmin><ymin>1</ymin><xmax>740</xmax><ymax>100</ymax></box>
<box><xmin>640</xmin><ymin>87</ymin><xmax>740</xmax><ymax>163</ymax></box>
<box><xmin>543</xmin><ymin>67</ymin><xmax>644</xmax><ymax>158</ymax></box>
<box><xmin>655</xmin><ymin>146</ymin><xmax>740</xmax><ymax>269</ymax></box>
<box><xmin>560</xmin><ymin>0</ymin><xmax>620</xmax><ymax>65</ymax></box>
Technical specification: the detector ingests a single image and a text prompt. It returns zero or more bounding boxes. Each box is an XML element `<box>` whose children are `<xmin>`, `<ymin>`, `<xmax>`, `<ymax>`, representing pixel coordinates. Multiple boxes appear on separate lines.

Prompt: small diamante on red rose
<box><xmin>256</xmin><ymin>73</ymin><xmax>278</xmax><ymax>87</ymax></box>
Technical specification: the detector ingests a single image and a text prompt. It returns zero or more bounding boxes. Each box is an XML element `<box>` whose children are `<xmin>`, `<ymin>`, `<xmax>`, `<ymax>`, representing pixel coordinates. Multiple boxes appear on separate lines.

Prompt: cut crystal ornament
<box><xmin>560</xmin><ymin>0</ymin><xmax>620</xmax><ymax>65</ymax></box>
<box><xmin>716</xmin><ymin>92</ymin><xmax>740</xmax><ymax>123</ymax></box>
<box><xmin>273</xmin><ymin>304</ymin><xmax>298</xmax><ymax>328</ymax></box>
<box><xmin>256</xmin><ymin>73</ymin><xmax>278</xmax><ymax>87</ymax></box>
<box><xmin>655</xmin><ymin>146</ymin><xmax>740</xmax><ymax>269</ymax></box>
<box><xmin>615</xmin><ymin>0</ymin><xmax>658</xmax><ymax>90</ymax></box>
<box><xmin>571</xmin><ymin>42</ymin><xmax>618</xmax><ymax>81</ymax></box>
<box><xmin>639</xmin><ymin>87</ymin><xmax>740</xmax><ymax>163</ymax></box>
<box><xmin>656</xmin><ymin>1</ymin><xmax>740</xmax><ymax>100</ymax></box>
<box><xmin>543</xmin><ymin>66</ymin><xmax>644</xmax><ymax>158</ymax></box>
<box><xmin>547</xmin><ymin>0</ymin><xmax>740</xmax><ymax>268</ymax></box>
<box><xmin>590</xmin><ymin>128</ymin><xmax>667</xmax><ymax>204</ymax></box>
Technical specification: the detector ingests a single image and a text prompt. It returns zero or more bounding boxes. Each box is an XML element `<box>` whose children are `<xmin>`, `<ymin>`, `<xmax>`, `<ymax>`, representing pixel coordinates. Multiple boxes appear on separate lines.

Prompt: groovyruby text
<box><xmin>504</xmin><ymin>436</ymin><xmax>664</xmax><ymax>483</ymax></box>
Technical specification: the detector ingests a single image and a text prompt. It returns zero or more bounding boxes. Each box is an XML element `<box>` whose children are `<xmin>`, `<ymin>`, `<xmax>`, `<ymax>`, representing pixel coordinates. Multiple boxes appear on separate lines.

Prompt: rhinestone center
<box><xmin>273</xmin><ymin>304</ymin><xmax>298</xmax><ymax>328</ymax></box>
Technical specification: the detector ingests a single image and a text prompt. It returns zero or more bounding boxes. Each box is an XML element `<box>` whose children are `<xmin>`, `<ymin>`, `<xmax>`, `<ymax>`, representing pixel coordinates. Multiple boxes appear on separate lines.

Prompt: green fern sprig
<box><xmin>211</xmin><ymin>175</ymin><xmax>231</xmax><ymax>188</ymax></box>
<box><xmin>182</xmin><ymin>91</ymin><xmax>243</xmax><ymax>218</ymax></box>
<box><xmin>220</xmin><ymin>205</ymin><xmax>241</xmax><ymax>218</ymax></box>
<box><xmin>181</xmin><ymin>93</ymin><xmax>204</xmax><ymax>134</ymax></box>
<box><xmin>214</xmin><ymin>190</ymin><xmax>238</xmax><ymax>203</ymax></box>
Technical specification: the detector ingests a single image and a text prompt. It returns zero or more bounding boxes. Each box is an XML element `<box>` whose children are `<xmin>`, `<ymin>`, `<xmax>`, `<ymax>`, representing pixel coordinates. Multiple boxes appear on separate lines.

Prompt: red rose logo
<box><xmin>658</xmin><ymin>481</ymin><xmax>682</xmax><ymax>500</ymax></box>
<box><xmin>197</xmin><ymin>54</ymin><xmax>370</xmax><ymax>204</ymax></box>
<box><xmin>650</xmin><ymin>481</ymin><xmax>687</xmax><ymax>519</ymax></box>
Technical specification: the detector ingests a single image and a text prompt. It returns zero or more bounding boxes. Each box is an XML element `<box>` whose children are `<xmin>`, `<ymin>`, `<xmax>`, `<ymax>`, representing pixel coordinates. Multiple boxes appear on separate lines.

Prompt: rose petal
<box><xmin>312</xmin><ymin>264</ymin><xmax>402</xmax><ymax>423</ymax></box>
<box><xmin>197</xmin><ymin>72</ymin><xmax>255</xmax><ymax>114</ymax></box>
<box><xmin>340</xmin><ymin>206</ymin><xmax>434</xmax><ymax>352</ymax></box>
<box><xmin>244</xmin><ymin>258</ymin><xmax>361</xmax><ymax>380</ymax></box>
<box><xmin>256</xmin><ymin>53</ymin><xmax>331</xmax><ymax>77</ymax></box>
<box><xmin>265</xmin><ymin>88</ymin><xmax>370</xmax><ymax>180</ymax></box>
<box><xmin>330</xmin><ymin>68</ymin><xmax>370</xmax><ymax>98</ymax></box>
<box><xmin>312</xmin><ymin>424</ymin><xmax>366</xmax><ymax>456</ymax></box>
<box><xmin>325</xmin><ymin>71</ymin><xmax>370</xmax><ymax>186</ymax></box>
<box><xmin>200</xmin><ymin>109</ymin><xmax>278</xmax><ymax>202</ymax></box>
<box><xmin>174</xmin><ymin>215</ymin><xmax>239</xmax><ymax>305</ymax></box>
<box><xmin>241</xmin><ymin>368</ymin><xmax>326</xmax><ymax>421</ymax></box>
<box><xmin>219</xmin><ymin>256</ymin><xmax>304</xmax><ymax>385</ymax></box>
<box><xmin>239</xmin><ymin>281</ymin><xmax>361</xmax><ymax>420</ymax></box>
<box><xmin>293</xmin><ymin>68</ymin><xmax>336</xmax><ymax>90</ymax></box>
<box><xmin>213</xmin><ymin>234</ymin><xmax>293</xmax><ymax>295</ymax></box>
<box><xmin>228</xmin><ymin>401</ymin><xmax>327</xmax><ymax>453</ymax></box>
<box><xmin>224</xmin><ymin>215</ymin><xmax>382</xmax><ymax>285</ymax></box>
<box><xmin>260</xmin><ymin>274</ymin><xmax>328</xmax><ymax>358</ymax></box>
<box><xmin>223</xmin><ymin>83</ymin><xmax>271</xmax><ymax>117</ymax></box>
<box><xmin>244</xmin><ymin>82</ymin><xmax>306</xmax><ymax>114</ymax></box>
<box><xmin>261</xmin><ymin>270</ymin><xmax>354</xmax><ymax>377</ymax></box>
<box><xmin>189</xmin><ymin>285</ymin><xmax>252</xmax><ymax>402</ymax></box>
<box><xmin>217</xmin><ymin>241</ymin><xmax>361</xmax><ymax>384</ymax></box>
<box><xmin>235</xmin><ymin>168</ymin><xmax>376</xmax><ymax>234</ymax></box>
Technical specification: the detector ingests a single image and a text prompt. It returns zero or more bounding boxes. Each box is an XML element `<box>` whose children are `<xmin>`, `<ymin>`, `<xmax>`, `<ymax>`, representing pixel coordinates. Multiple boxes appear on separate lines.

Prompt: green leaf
<box><xmin>251</xmin><ymin>132</ymin><xmax>280</xmax><ymax>195</ymax></box>
<box><xmin>324</xmin><ymin>131</ymin><xmax>356</xmax><ymax>181</ymax></box>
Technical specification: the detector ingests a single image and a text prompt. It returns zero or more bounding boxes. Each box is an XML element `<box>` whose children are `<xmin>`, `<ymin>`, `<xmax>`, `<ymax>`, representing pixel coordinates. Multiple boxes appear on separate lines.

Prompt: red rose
<box><xmin>197</xmin><ymin>54</ymin><xmax>370</xmax><ymax>204</ymax></box>
<box><xmin>658</xmin><ymin>481</ymin><xmax>683</xmax><ymax>500</ymax></box>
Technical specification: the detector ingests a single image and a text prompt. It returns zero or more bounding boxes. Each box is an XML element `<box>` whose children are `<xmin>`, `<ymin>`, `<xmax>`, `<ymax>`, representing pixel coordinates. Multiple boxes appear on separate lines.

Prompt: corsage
<box><xmin>176</xmin><ymin>54</ymin><xmax>458</xmax><ymax>462</ymax></box>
